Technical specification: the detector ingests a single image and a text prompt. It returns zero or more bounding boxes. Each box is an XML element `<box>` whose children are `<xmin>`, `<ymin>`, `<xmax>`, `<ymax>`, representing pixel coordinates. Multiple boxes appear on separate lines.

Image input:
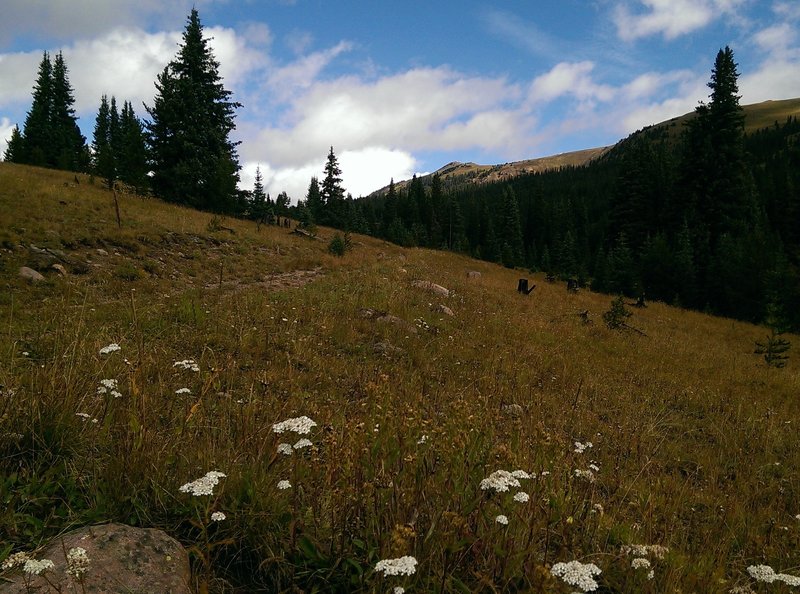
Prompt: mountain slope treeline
<box><xmin>325</xmin><ymin>50</ymin><xmax>800</xmax><ymax>331</ymax></box>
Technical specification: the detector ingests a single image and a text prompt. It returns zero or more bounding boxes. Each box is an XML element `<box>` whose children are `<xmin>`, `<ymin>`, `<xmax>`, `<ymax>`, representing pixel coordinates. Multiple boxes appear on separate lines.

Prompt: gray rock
<box><xmin>0</xmin><ymin>523</ymin><xmax>191</xmax><ymax>594</ymax></box>
<box><xmin>501</xmin><ymin>403</ymin><xmax>524</xmax><ymax>418</ymax></box>
<box><xmin>466</xmin><ymin>270</ymin><xmax>482</xmax><ymax>279</ymax></box>
<box><xmin>19</xmin><ymin>267</ymin><xmax>44</xmax><ymax>282</ymax></box>
<box><xmin>435</xmin><ymin>304</ymin><xmax>454</xmax><ymax>316</ymax></box>
<box><xmin>411</xmin><ymin>280</ymin><xmax>450</xmax><ymax>297</ymax></box>
<box><xmin>96</xmin><ymin>248</ymin><xmax>109</xmax><ymax>256</ymax></box>
<box><xmin>51</xmin><ymin>263</ymin><xmax>68</xmax><ymax>276</ymax></box>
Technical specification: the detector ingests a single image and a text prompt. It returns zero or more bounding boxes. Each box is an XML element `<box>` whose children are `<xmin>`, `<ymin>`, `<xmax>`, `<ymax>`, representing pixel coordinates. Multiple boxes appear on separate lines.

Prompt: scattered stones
<box><xmin>412</xmin><ymin>280</ymin><xmax>450</xmax><ymax>297</ymax></box>
<box><xmin>51</xmin><ymin>263</ymin><xmax>67</xmax><ymax>276</ymax></box>
<box><xmin>0</xmin><ymin>523</ymin><xmax>191</xmax><ymax>594</ymax></box>
<box><xmin>466</xmin><ymin>270</ymin><xmax>482</xmax><ymax>279</ymax></box>
<box><xmin>359</xmin><ymin>308</ymin><xmax>418</xmax><ymax>334</ymax></box>
<box><xmin>96</xmin><ymin>248</ymin><xmax>109</xmax><ymax>256</ymax></box>
<box><xmin>434</xmin><ymin>304</ymin><xmax>454</xmax><ymax>317</ymax></box>
<box><xmin>18</xmin><ymin>267</ymin><xmax>44</xmax><ymax>282</ymax></box>
<box><xmin>373</xmin><ymin>341</ymin><xmax>405</xmax><ymax>356</ymax></box>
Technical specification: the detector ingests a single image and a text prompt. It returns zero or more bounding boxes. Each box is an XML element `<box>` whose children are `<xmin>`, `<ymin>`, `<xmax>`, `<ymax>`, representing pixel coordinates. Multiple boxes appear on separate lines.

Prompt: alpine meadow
<box><xmin>1</xmin><ymin>6</ymin><xmax>800</xmax><ymax>594</ymax></box>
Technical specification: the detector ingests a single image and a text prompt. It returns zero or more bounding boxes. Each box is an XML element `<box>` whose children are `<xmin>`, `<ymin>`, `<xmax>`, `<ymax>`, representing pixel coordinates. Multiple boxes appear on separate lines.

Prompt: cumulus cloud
<box><xmin>527</xmin><ymin>62</ymin><xmax>615</xmax><ymax>105</ymax></box>
<box><xmin>613</xmin><ymin>0</ymin><xmax>746</xmax><ymax>41</ymax></box>
<box><xmin>0</xmin><ymin>117</ymin><xmax>15</xmax><ymax>158</ymax></box>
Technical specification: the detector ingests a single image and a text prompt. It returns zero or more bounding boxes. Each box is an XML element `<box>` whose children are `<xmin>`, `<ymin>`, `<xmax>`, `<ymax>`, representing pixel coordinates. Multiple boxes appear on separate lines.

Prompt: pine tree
<box><xmin>50</xmin><ymin>52</ymin><xmax>87</xmax><ymax>171</ymax></box>
<box><xmin>92</xmin><ymin>95</ymin><xmax>116</xmax><ymax>188</ymax></box>
<box><xmin>146</xmin><ymin>8</ymin><xmax>241</xmax><ymax>212</ymax></box>
<box><xmin>3</xmin><ymin>125</ymin><xmax>23</xmax><ymax>162</ymax></box>
<box><xmin>117</xmin><ymin>101</ymin><xmax>149</xmax><ymax>192</ymax></box>
<box><xmin>20</xmin><ymin>52</ymin><xmax>54</xmax><ymax>167</ymax></box>
<box><xmin>500</xmin><ymin>186</ymin><xmax>524</xmax><ymax>268</ymax></box>
<box><xmin>305</xmin><ymin>176</ymin><xmax>324</xmax><ymax>223</ymax></box>
<box><xmin>321</xmin><ymin>146</ymin><xmax>346</xmax><ymax>226</ymax></box>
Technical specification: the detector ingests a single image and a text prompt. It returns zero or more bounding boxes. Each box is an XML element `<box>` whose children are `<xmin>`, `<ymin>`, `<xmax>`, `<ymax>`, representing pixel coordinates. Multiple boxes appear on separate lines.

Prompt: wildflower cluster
<box><xmin>747</xmin><ymin>565</ymin><xmax>800</xmax><ymax>586</ymax></box>
<box><xmin>175</xmin><ymin>387</ymin><xmax>191</xmax><ymax>395</ymax></box>
<box><xmin>374</xmin><ymin>555</ymin><xmax>418</xmax><ymax>576</ymax></box>
<box><xmin>621</xmin><ymin>544</ymin><xmax>669</xmax><ymax>560</ymax></box>
<box><xmin>277</xmin><ymin>480</ymin><xmax>292</xmax><ymax>490</ymax></box>
<box><xmin>96</xmin><ymin>378</ymin><xmax>122</xmax><ymax>398</ymax></box>
<box><xmin>99</xmin><ymin>343</ymin><xmax>121</xmax><ymax>355</ymax></box>
<box><xmin>1</xmin><ymin>551</ymin><xmax>30</xmax><ymax>570</ymax></box>
<box><xmin>272</xmin><ymin>416</ymin><xmax>317</xmax><ymax>435</ymax></box>
<box><xmin>210</xmin><ymin>511</ymin><xmax>226</xmax><ymax>522</ymax></box>
<box><xmin>551</xmin><ymin>560</ymin><xmax>602</xmax><ymax>592</ymax></box>
<box><xmin>179</xmin><ymin>470</ymin><xmax>226</xmax><ymax>497</ymax></box>
<box><xmin>480</xmin><ymin>470</ymin><xmax>521</xmax><ymax>493</ymax></box>
<box><xmin>574</xmin><ymin>440</ymin><xmax>593</xmax><ymax>454</ymax></box>
<box><xmin>66</xmin><ymin>547</ymin><xmax>90</xmax><ymax>578</ymax></box>
<box><xmin>495</xmin><ymin>514</ymin><xmax>509</xmax><ymax>525</ymax></box>
<box><xmin>173</xmin><ymin>359</ymin><xmax>200</xmax><ymax>372</ymax></box>
<box><xmin>574</xmin><ymin>468</ymin><xmax>596</xmax><ymax>483</ymax></box>
<box><xmin>23</xmin><ymin>558</ymin><xmax>55</xmax><ymax>575</ymax></box>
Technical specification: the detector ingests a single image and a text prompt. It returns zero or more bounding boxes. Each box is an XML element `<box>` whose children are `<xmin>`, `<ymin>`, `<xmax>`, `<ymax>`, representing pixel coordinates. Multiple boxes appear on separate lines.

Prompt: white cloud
<box><xmin>1</xmin><ymin>117</ymin><xmax>15</xmax><ymax>158</ymax></box>
<box><xmin>613</xmin><ymin>0</ymin><xmax>746</xmax><ymax>41</ymax></box>
<box><xmin>266</xmin><ymin>41</ymin><xmax>353</xmax><ymax>103</ymax></box>
<box><xmin>753</xmin><ymin>24</ymin><xmax>798</xmax><ymax>57</ymax></box>
<box><xmin>740</xmin><ymin>59</ymin><xmax>800</xmax><ymax>102</ymax></box>
<box><xmin>527</xmin><ymin>62</ymin><xmax>615</xmax><ymax>105</ymax></box>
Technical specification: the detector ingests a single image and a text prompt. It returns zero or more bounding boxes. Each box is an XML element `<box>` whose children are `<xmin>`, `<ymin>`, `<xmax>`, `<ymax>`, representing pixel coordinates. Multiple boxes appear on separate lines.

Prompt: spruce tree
<box><xmin>92</xmin><ymin>95</ymin><xmax>116</xmax><ymax>188</ymax></box>
<box><xmin>500</xmin><ymin>186</ymin><xmax>524</xmax><ymax>268</ymax></box>
<box><xmin>117</xmin><ymin>101</ymin><xmax>149</xmax><ymax>193</ymax></box>
<box><xmin>21</xmin><ymin>52</ymin><xmax>54</xmax><ymax>167</ymax></box>
<box><xmin>305</xmin><ymin>176</ymin><xmax>324</xmax><ymax>223</ymax></box>
<box><xmin>146</xmin><ymin>8</ymin><xmax>241</xmax><ymax>212</ymax></box>
<box><xmin>50</xmin><ymin>52</ymin><xmax>87</xmax><ymax>171</ymax></box>
<box><xmin>321</xmin><ymin>146</ymin><xmax>346</xmax><ymax>226</ymax></box>
<box><xmin>3</xmin><ymin>126</ymin><xmax>23</xmax><ymax>162</ymax></box>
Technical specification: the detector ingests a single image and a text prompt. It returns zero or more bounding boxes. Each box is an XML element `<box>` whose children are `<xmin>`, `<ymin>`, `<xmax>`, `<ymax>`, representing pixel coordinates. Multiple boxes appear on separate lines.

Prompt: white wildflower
<box><xmin>97</xmin><ymin>378</ymin><xmax>122</xmax><ymax>398</ymax></box>
<box><xmin>211</xmin><ymin>511</ymin><xmax>226</xmax><ymax>522</ymax></box>
<box><xmin>551</xmin><ymin>560</ymin><xmax>602</xmax><ymax>592</ymax></box>
<box><xmin>591</xmin><ymin>503</ymin><xmax>604</xmax><ymax>515</ymax></box>
<box><xmin>2</xmin><ymin>552</ymin><xmax>30</xmax><ymax>570</ymax></box>
<box><xmin>23</xmin><ymin>558</ymin><xmax>55</xmax><ymax>575</ymax></box>
<box><xmin>374</xmin><ymin>556</ymin><xmax>417</xmax><ymax>577</ymax></box>
<box><xmin>175</xmin><ymin>387</ymin><xmax>191</xmax><ymax>395</ymax></box>
<box><xmin>796</xmin><ymin>514</ymin><xmax>800</xmax><ymax>521</ymax></box>
<box><xmin>272</xmin><ymin>416</ymin><xmax>317</xmax><ymax>435</ymax></box>
<box><xmin>293</xmin><ymin>438</ymin><xmax>313</xmax><ymax>450</ymax></box>
<box><xmin>394</xmin><ymin>587</ymin><xmax>405</xmax><ymax>594</ymax></box>
<box><xmin>588</xmin><ymin>463</ymin><xmax>600</xmax><ymax>472</ymax></box>
<box><xmin>76</xmin><ymin>412</ymin><xmax>90</xmax><ymax>420</ymax></box>
<box><xmin>173</xmin><ymin>359</ymin><xmax>200</xmax><ymax>372</ymax></box>
<box><xmin>495</xmin><ymin>514</ymin><xmax>509</xmax><ymax>525</ymax></box>
<box><xmin>748</xmin><ymin>565</ymin><xmax>777</xmax><ymax>583</ymax></box>
<box><xmin>631</xmin><ymin>558</ymin><xmax>651</xmax><ymax>570</ymax></box>
<box><xmin>66</xmin><ymin>547</ymin><xmax>90</xmax><ymax>578</ymax></box>
<box><xmin>511</xmin><ymin>469</ymin><xmax>532</xmax><ymax>479</ymax></box>
<box><xmin>277</xmin><ymin>480</ymin><xmax>291</xmax><ymax>490</ymax></box>
<box><xmin>99</xmin><ymin>343</ymin><xmax>121</xmax><ymax>355</ymax></box>
<box><xmin>574</xmin><ymin>469</ymin><xmax>596</xmax><ymax>483</ymax></box>
<box><xmin>480</xmin><ymin>470</ymin><xmax>521</xmax><ymax>493</ymax></box>
<box><xmin>621</xmin><ymin>544</ymin><xmax>669</xmax><ymax>560</ymax></box>
<box><xmin>277</xmin><ymin>443</ymin><xmax>293</xmax><ymax>455</ymax></box>
<box><xmin>540</xmin><ymin>470</ymin><xmax>550</xmax><ymax>477</ymax></box>
<box><xmin>647</xmin><ymin>569</ymin><xmax>655</xmax><ymax>580</ymax></box>
<box><xmin>513</xmin><ymin>492</ymin><xmax>530</xmax><ymax>503</ymax></box>
<box><xmin>179</xmin><ymin>470</ymin><xmax>226</xmax><ymax>497</ymax></box>
<box><xmin>416</xmin><ymin>434</ymin><xmax>429</xmax><ymax>445</ymax></box>
<box><xmin>573</xmin><ymin>441</ymin><xmax>593</xmax><ymax>454</ymax></box>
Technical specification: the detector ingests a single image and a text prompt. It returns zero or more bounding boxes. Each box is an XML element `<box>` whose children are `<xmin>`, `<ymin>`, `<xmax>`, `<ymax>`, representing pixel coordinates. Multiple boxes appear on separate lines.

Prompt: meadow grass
<box><xmin>1</xmin><ymin>162</ymin><xmax>799</xmax><ymax>593</ymax></box>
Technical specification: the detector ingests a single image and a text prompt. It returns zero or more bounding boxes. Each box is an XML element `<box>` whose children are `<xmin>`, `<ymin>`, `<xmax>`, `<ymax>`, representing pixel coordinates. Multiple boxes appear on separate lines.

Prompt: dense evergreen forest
<box><xmin>315</xmin><ymin>49</ymin><xmax>800</xmax><ymax>331</ymax></box>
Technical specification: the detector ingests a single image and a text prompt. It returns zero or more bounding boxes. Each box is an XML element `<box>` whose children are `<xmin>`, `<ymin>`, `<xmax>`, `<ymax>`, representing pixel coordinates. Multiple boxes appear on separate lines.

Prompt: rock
<box><xmin>51</xmin><ymin>263</ymin><xmax>68</xmax><ymax>276</ymax></box>
<box><xmin>96</xmin><ymin>248</ymin><xmax>109</xmax><ymax>256</ymax></box>
<box><xmin>412</xmin><ymin>280</ymin><xmax>450</xmax><ymax>297</ymax></box>
<box><xmin>359</xmin><ymin>308</ymin><xmax>417</xmax><ymax>334</ymax></box>
<box><xmin>435</xmin><ymin>304</ymin><xmax>454</xmax><ymax>317</ymax></box>
<box><xmin>373</xmin><ymin>341</ymin><xmax>405</xmax><ymax>356</ymax></box>
<box><xmin>0</xmin><ymin>523</ymin><xmax>191</xmax><ymax>594</ymax></box>
<box><xmin>19</xmin><ymin>267</ymin><xmax>44</xmax><ymax>282</ymax></box>
<box><xmin>466</xmin><ymin>270</ymin><xmax>482</xmax><ymax>279</ymax></box>
<box><xmin>501</xmin><ymin>403</ymin><xmax>524</xmax><ymax>418</ymax></box>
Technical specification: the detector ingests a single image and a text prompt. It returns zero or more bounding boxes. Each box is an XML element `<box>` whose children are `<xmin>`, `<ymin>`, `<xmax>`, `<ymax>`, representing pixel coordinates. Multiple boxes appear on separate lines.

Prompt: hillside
<box><xmin>371</xmin><ymin>97</ymin><xmax>800</xmax><ymax>196</ymax></box>
<box><xmin>1</xmin><ymin>162</ymin><xmax>800</xmax><ymax>592</ymax></box>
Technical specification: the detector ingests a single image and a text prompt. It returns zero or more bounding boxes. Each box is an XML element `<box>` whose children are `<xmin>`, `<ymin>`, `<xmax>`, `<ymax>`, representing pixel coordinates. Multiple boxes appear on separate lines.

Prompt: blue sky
<box><xmin>1</xmin><ymin>0</ymin><xmax>799</xmax><ymax>199</ymax></box>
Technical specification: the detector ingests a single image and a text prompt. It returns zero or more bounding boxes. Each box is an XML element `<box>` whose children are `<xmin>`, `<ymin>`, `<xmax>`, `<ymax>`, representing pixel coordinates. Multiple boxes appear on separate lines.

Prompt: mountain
<box><xmin>369</xmin><ymin>97</ymin><xmax>800</xmax><ymax>197</ymax></box>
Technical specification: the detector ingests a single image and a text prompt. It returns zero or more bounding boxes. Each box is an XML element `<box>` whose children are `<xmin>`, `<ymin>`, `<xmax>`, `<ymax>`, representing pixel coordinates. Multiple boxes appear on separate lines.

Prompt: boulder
<box><xmin>0</xmin><ymin>523</ymin><xmax>191</xmax><ymax>594</ymax></box>
<box><xmin>466</xmin><ymin>270</ymin><xmax>482</xmax><ymax>279</ymax></box>
<box><xmin>19</xmin><ymin>267</ymin><xmax>44</xmax><ymax>282</ymax></box>
<box><xmin>434</xmin><ymin>304</ymin><xmax>454</xmax><ymax>317</ymax></box>
<box><xmin>411</xmin><ymin>280</ymin><xmax>450</xmax><ymax>297</ymax></box>
<box><xmin>51</xmin><ymin>263</ymin><xmax>68</xmax><ymax>276</ymax></box>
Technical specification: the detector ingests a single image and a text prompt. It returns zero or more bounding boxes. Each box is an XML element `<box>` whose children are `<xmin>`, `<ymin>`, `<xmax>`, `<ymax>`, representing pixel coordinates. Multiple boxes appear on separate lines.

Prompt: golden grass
<box><xmin>1</xmin><ymin>162</ymin><xmax>799</xmax><ymax>593</ymax></box>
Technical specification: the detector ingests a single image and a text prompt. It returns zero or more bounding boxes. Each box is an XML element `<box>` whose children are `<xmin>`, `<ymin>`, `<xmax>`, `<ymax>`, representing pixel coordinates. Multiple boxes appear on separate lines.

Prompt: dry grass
<box><xmin>1</xmin><ymin>162</ymin><xmax>799</xmax><ymax>593</ymax></box>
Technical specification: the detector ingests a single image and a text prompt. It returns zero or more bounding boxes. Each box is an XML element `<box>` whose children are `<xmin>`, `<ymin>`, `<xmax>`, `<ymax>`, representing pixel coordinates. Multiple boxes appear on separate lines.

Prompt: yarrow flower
<box><xmin>293</xmin><ymin>438</ymin><xmax>313</xmax><ymax>450</ymax></box>
<box><xmin>179</xmin><ymin>470</ymin><xmax>226</xmax><ymax>497</ymax></box>
<box><xmin>211</xmin><ymin>511</ymin><xmax>226</xmax><ymax>522</ymax></box>
<box><xmin>173</xmin><ymin>359</ymin><xmax>200</xmax><ymax>372</ymax></box>
<box><xmin>277</xmin><ymin>480</ymin><xmax>292</xmax><ymax>490</ymax></box>
<box><xmin>631</xmin><ymin>558</ymin><xmax>651</xmax><ymax>570</ymax></box>
<box><xmin>551</xmin><ymin>560</ymin><xmax>602</xmax><ymax>592</ymax></box>
<box><xmin>621</xmin><ymin>544</ymin><xmax>669</xmax><ymax>560</ymax></box>
<box><xmin>374</xmin><ymin>556</ymin><xmax>418</xmax><ymax>577</ymax></box>
<box><xmin>511</xmin><ymin>469</ymin><xmax>532</xmax><ymax>479</ymax></box>
<box><xmin>573</xmin><ymin>441</ymin><xmax>593</xmax><ymax>454</ymax></box>
<box><xmin>513</xmin><ymin>491</ymin><xmax>530</xmax><ymax>503</ymax></box>
<box><xmin>175</xmin><ymin>387</ymin><xmax>191</xmax><ymax>395</ymax></box>
<box><xmin>394</xmin><ymin>587</ymin><xmax>405</xmax><ymax>594</ymax></box>
<box><xmin>96</xmin><ymin>378</ymin><xmax>122</xmax><ymax>398</ymax></box>
<box><xmin>417</xmin><ymin>434</ymin><xmax>429</xmax><ymax>445</ymax></box>
<box><xmin>2</xmin><ymin>552</ymin><xmax>30</xmax><ymax>570</ymax></box>
<box><xmin>747</xmin><ymin>565</ymin><xmax>800</xmax><ymax>586</ymax></box>
<box><xmin>277</xmin><ymin>443</ymin><xmax>293</xmax><ymax>455</ymax></box>
<box><xmin>574</xmin><ymin>468</ymin><xmax>596</xmax><ymax>483</ymax></box>
<box><xmin>23</xmin><ymin>558</ymin><xmax>55</xmax><ymax>576</ymax></box>
<box><xmin>480</xmin><ymin>470</ymin><xmax>521</xmax><ymax>493</ymax></box>
<box><xmin>272</xmin><ymin>416</ymin><xmax>317</xmax><ymax>435</ymax></box>
<box><xmin>495</xmin><ymin>514</ymin><xmax>509</xmax><ymax>525</ymax></box>
<box><xmin>99</xmin><ymin>343</ymin><xmax>121</xmax><ymax>355</ymax></box>
<box><xmin>66</xmin><ymin>547</ymin><xmax>90</xmax><ymax>578</ymax></box>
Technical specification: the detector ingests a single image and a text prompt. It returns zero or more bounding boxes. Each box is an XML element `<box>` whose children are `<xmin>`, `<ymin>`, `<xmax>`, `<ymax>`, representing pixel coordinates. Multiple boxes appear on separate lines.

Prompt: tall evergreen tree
<box><xmin>117</xmin><ymin>101</ymin><xmax>149</xmax><ymax>192</ymax></box>
<box><xmin>321</xmin><ymin>146</ymin><xmax>346</xmax><ymax>226</ymax></box>
<box><xmin>20</xmin><ymin>52</ymin><xmax>54</xmax><ymax>167</ymax></box>
<box><xmin>3</xmin><ymin>126</ymin><xmax>23</xmax><ymax>162</ymax></box>
<box><xmin>500</xmin><ymin>186</ymin><xmax>524</xmax><ymax>268</ymax></box>
<box><xmin>92</xmin><ymin>95</ymin><xmax>116</xmax><ymax>188</ymax></box>
<box><xmin>305</xmin><ymin>176</ymin><xmax>324</xmax><ymax>224</ymax></box>
<box><xmin>50</xmin><ymin>51</ymin><xmax>87</xmax><ymax>171</ymax></box>
<box><xmin>146</xmin><ymin>8</ymin><xmax>241</xmax><ymax>212</ymax></box>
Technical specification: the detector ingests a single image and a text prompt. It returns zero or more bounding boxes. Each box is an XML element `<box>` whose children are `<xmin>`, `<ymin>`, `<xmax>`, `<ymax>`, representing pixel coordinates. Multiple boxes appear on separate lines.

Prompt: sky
<box><xmin>1</xmin><ymin>0</ymin><xmax>799</xmax><ymax>201</ymax></box>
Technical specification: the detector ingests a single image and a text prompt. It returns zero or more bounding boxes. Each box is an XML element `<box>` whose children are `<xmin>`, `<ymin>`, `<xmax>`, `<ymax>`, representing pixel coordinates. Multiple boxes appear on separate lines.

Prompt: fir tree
<box><xmin>500</xmin><ymin>186</ymin><xmax>524</xmax><ymax>268</ymax></box>
<box><xmin>50</xmin><ymin>52</ymin><xmax>87</xmax><ymax>171</ymax></box>
<box><xmin>117</xmin><ymin>101</ymin><xmax>149</xmax><ymax>192</ymax></box>
<box><xmin>305</xmin><ymin>176</ymin><xmax>324</xmax><ymax>223</ymax></box>
<box><xmin>146</xmin><ymin>8</ymin><xmax>241</xmax><ymax>212</ymax></box>
<box><xmin>321</xmin><ymin>146</ymin><xmax>346</xmax><ymax>226</ymax></box>
<box><xmin>20</xmin><ymin>52</ymin><xmax>54</xmax><ymax>167</ymax></box>
<box><xmin>92</xmin><ymin>95</ymin><xmax>116</xmax><ymax>188</ymax></box>
<box><xmin>3</xmin><ymin>125</ymin><xmax>23</xmax><ymax>162</ymax></box>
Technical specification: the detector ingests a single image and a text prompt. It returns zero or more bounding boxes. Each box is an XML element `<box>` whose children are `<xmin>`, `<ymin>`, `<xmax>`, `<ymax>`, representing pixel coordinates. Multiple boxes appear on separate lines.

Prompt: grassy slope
<box><xmin>1</xmin><ymin>162</ymin><xmax>799</xmax><ymax>592</ymax></box>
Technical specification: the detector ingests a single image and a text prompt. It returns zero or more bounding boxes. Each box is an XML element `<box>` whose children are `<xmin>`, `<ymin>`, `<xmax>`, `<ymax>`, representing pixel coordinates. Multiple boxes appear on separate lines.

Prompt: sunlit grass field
<box><xmin>1</xmin><ymin>162</ymin><xmax>799</xmax><ymax>593</ymax></box>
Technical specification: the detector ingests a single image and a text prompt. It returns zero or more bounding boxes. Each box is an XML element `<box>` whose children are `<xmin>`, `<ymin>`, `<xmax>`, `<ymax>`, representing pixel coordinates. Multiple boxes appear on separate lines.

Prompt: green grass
<box><xmin>1</xmin><ymin>162</ymin><xmax>799</xmax><ymax>592</ymax></box>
